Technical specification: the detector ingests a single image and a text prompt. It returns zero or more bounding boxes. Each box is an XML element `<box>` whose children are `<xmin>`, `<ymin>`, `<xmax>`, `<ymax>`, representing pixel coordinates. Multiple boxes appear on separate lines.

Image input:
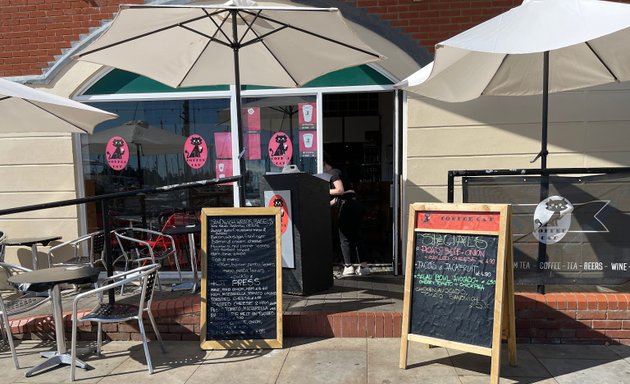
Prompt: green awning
<box><xmin>83</xmin><ymin>65</ymin><xmax>393</xmax><ymax>95</ymax></box>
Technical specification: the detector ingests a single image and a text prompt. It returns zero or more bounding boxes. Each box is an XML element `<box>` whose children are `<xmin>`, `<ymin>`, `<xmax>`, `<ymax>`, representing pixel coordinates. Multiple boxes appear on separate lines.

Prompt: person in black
<box><xmin>324</xmin><ymin>157</ymin><xmax>370</xmax><ymax>276</ymax></box>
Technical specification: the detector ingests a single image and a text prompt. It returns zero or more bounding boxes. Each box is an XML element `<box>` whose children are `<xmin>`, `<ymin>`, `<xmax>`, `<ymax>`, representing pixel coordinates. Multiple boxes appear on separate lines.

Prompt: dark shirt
<box><xmin>328</xmin><ymin>168</ymin><xmax>343</xmax><ymax>190</ymax></box>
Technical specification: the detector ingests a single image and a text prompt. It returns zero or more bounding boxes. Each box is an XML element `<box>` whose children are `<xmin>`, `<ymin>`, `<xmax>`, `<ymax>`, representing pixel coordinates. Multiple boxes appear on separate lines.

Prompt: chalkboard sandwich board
<box><xmin>200</xmin><ymin>207</ymin><xmax>283</xmax><ymax>350</ymax></box>
<box><xmin>399</xmin><ymin>203</ymin><xmax>516</xmax><ymax>384</ymax></box>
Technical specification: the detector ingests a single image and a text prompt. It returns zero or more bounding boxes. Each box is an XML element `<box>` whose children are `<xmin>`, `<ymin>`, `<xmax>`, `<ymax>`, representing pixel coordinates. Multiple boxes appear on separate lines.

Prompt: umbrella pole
<box><xmin>136</xmin><ymin>144</ymin><xmax>148</xmax><ymax>228</ymax></box>
<box><xmin>537</xmin><ymin>51</ymin><xmax>550</xmax><ymax>294</ymax></box>
<box><xmin>232</xmin><ymin>9</ymin><xmax>246</xmax><ymax>207</ymax></box>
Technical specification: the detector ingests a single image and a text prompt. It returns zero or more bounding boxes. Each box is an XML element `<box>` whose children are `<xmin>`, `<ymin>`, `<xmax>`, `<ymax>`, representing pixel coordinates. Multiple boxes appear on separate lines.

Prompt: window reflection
<box><xmin>82</xmin><ymin>99</ymin><xmax>233</xmax><ymax>231</ymax></box>
<box><xmin>81</xmin><ymin>96</ymin><xmax>320</xmax><ymax>228</ymax></box>
<box><xmin>236</xmin><ymin>96</ymin><xmax>318</xmax><ymax>206</ymax></box>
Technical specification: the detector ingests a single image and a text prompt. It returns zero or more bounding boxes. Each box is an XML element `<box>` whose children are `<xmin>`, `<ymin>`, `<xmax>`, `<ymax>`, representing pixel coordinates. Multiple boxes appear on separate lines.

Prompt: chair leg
<box><xmin>1</xmin><ymin>313</ymin><xmax>19</xmax><ymax>369</ymax></box>
<box><xmin>137</xmin><ymin>319</ymin><xmax>154</xmax><ymax>374</ymax></box>
<box><xmin>155</xmin><ymin>270</ymin><xmax>163</xmax><ymax>292</ymax></box>
<box><xmin>147</xmin><ymin>310</ymin><xmax>166</xmax><ymax>353</ymax></box>
<box><xmin>97</xmin><ymin>322</ymin><xmax>103</xmax><ymax>355</ymax></box>
<box><xmin>172</xmin><ymin>251</ymin><xmax>182</xmax><ymax>284</ymax></box>
<box><xmin>71</xmin><ymin>315</ymin><xmax>78</xmax><ymax>381</ymax></box>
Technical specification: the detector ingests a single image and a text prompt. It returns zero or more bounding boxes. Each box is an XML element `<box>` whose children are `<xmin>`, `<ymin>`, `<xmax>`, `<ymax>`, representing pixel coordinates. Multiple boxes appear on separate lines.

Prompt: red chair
<box><xmin>154</xmin><ymin>212</ymin><xmax>199</xmax><ymax>269</ymax></box>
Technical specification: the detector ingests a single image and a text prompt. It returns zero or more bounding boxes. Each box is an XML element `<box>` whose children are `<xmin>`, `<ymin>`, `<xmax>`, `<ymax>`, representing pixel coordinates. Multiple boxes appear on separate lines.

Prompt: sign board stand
<box><xmin>200</xmin><ymin>207</ymin><xmax>283</xmax><ymax>349</ymax></box>
<box><xmin>399</xmin><ymin>203</ymin><xmax>516</xmax><ymax>384</ymax></box>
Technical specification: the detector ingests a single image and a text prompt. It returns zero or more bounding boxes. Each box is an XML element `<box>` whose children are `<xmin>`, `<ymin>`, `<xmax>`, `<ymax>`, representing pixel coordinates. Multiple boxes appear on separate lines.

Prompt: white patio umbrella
<box><xmin>86</xmin><ymin>120</ymin><xmax>187</xmax><ymax>156</ymax></box>
<box><xmin>0</xmin><ymin>78</ymin><xmax>117</xmax><ymax>134</ymax></box>
<box><xmin>396</xmin><ymin>0</ymin><xmax>630</xmax><ymax>170</ymax></box>
<box><xmin>75</xmin><ymin>0</ymin><xmax>384</xmax><ymax>205</ymax></box>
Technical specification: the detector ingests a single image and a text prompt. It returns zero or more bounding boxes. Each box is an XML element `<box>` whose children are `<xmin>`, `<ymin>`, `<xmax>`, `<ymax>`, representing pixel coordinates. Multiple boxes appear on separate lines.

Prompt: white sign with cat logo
<box><xmin>533</xmin><ymin>195</ymin><xmax>574</xmax><ymax>244</ymax></box>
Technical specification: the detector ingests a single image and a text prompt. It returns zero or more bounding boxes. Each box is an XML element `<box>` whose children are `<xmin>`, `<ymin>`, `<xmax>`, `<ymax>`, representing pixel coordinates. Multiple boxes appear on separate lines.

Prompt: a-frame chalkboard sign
<box><xmin>399</xmin><ymin>203</ymin><xmax>516</xmax><ymax>384</ymax></box>
<box><xmin>200</xmin><ymin>207</ymin><xmax>283</xmax><ymax>350</ymax></box>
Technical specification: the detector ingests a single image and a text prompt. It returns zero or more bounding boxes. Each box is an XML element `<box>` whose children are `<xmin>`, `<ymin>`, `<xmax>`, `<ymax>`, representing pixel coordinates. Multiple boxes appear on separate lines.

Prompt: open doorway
<box><xmin>323</xmin><ymin>91</ymin><xmax>395</xmax><ymax>268</ymax></box>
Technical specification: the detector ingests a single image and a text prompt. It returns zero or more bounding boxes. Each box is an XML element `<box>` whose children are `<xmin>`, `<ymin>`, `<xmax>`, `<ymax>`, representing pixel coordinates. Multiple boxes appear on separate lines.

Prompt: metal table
<box><xmin>8</xmin><ymin>265</ymin><xmax>100</xmax><ymax>377</ymax></box>
<box><xmin>5</xmin><ymin>235</ymin><xmax>62</xmax><ymax>270</ymax></box>
<box><xmin>163</xmin><ymin>224</ymin><xmax>200</xmax><ymax>293</ymax></box>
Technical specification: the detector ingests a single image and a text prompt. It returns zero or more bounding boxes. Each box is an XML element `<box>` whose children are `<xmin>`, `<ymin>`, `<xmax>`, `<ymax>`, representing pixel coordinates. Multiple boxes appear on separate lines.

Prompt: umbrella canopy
<box><xmin>0</xmin><ymin>78</ymin><xmax>117</xmax><ymax>134</ymax></box>
<box><xmin>396</xmin><ymin>0</ymin><xmax>630</xmax><ymax>282</ymax></box>
<box><xmin>75</xmin><ymin>1</ymin><xmax>384</xmax><ymax>89</ymax></box>
<box><xmin>397</xmin><ymin>0</ymin><xmax>630</xmax><ymax>102</ymax></box>
<box><xmin>396</xmin><ymin>0</ymin><xmax>630</xmax><ymax>168</ymax></box>
<box><xmin>75</xmin><ymin>0</ymin><xmax>384</xmax><ymax>205</ymax></box>
<box><xmin>85</xmin><ymin>120</ymin><xmax>187</xmax><ymax>155</ymax></box>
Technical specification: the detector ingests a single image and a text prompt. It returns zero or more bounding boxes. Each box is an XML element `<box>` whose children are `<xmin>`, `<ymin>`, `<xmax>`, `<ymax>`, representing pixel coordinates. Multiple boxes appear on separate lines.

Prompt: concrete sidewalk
<box><xmin>2</xmin><ymin>337</ymin><xmax>629</xmax><ymax>384</ymax></box>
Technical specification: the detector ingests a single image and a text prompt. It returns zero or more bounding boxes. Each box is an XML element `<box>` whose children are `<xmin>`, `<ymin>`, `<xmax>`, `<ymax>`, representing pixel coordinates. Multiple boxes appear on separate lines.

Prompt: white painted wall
<box><xmin>0</xmin><ymin>61</ymin><xmax>103</xmax><ymax>267</ymax></box>
<box><xmin>404</xmin><ymin>81</ymin><xmax>630</xmax><ymax>225</ymax></box>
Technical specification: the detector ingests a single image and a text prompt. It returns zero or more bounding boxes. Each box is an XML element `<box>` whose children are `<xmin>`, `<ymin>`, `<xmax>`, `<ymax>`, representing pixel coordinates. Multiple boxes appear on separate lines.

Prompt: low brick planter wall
<box><xmin>515</xmin><ymin>293</ymin><xmax>630</xmax><ymax>344</ymax></box>
<box><xmin>9</xmin><ymin>293</ymin><xmax>630</xmax><ymax>345</ymax></box>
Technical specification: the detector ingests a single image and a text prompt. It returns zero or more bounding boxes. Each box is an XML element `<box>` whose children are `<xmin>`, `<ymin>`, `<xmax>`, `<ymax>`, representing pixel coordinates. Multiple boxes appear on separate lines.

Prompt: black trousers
<box><xmin>337</xmin><ymin>198</ymin><xmax>366</xmax><ymax>266</ymax></box>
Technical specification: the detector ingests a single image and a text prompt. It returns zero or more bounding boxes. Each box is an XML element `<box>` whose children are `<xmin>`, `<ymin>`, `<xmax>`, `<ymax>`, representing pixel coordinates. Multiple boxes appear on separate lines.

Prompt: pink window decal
<box><xmin>105</xmin><ymin>136</ymin><xmax>129</xmax><ymax>171</ymax></box>
<box><xmin>268</xmin><ymin>132</ymin><xmax>293</xmax><ymax>167</ymax></box>
<box><xmin>184</xmin><ymin>134</ymin><xmax>208</xmax><ymax>169</ymax></box>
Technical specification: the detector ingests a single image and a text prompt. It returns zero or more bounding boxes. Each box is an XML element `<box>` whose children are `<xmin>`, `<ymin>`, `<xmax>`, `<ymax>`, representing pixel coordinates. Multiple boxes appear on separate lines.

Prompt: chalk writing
<box><xmin>409</xmin><ymin>232</ymin><xmax>498</xmax><ymax>347</ymax></box>
<box><xmin>205</xmin><ymin>215</ymin><xmax>277</xmax><ymax>340</ymax></box>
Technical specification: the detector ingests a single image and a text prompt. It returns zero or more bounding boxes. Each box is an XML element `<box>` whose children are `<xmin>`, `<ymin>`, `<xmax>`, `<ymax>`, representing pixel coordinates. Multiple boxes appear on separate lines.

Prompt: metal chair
<box><xmin>0</xmin><ymin>230</ymin><xmax>6</xmax><ymax>262</ymax></box>
<box><xmin>157</xmin><ymin>211</ymin><xmax>200</xmax><ymax>269</ymax></box>
<box><xmin>112</xmin><ymin>228</ymin><xmax>182</xmax><ymax>289</ymax></box>
<box><xmin>70</xmin><ymin>263</ymin><xmax>165</xmax><ymax>381</ymax></box>
<box><xmin>0</xmin><ymin>262</ymin><xmax>50</xmax><ymax>369</ymax></box>
<box><xmin>47</xmin><ymin>230</ymin><xmax>107</xmax><ymax>269</ymax></box>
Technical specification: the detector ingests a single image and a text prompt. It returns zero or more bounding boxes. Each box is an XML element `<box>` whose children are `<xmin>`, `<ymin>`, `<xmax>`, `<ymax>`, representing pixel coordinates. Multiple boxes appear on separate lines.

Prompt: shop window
<box><xmin>82</xmin><ymin>99</ymin><xmax>232</xmax><ymax>231</ymax></box>
<box><xmin>236</xmin><ymin>96</ymin><xmax>318</xmax><ymax>206</ymax></box>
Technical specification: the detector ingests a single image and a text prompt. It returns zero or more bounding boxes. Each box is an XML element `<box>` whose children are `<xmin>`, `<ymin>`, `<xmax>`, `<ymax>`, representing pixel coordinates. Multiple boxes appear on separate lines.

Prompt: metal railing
<box><xmin>0</xmin><ymin>176</ymin><xmax>241</xmax><ymax>301</ymax></box>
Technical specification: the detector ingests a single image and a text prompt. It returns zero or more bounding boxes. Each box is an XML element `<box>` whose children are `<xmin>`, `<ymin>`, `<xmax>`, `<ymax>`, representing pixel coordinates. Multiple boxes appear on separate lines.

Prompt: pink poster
<box><xmin>246</xmin><ymin>133</ymin><xmax>261</xmax><ymax>160</ymax></box>
<box><xmin>299</xmin><ymin>130</ymin><xmax>317</xmax><ymax>157</ymax></box>
<box><xmin>214</xmin><ymin>132</ymin><xmax>232</xmax><ymax>159</ymax></box>
<box><xmin>298</xmin><ymin>102</ymin><xmax>316</xmax><ymax>127</ymax></box>
<box><xmin>242</xmin><ymin>107</ymin><xmax>261</xmax><ymax>132</ymax></box>
<box><xmin>184</xmin><ymin>134</ymin><xmax>208</xmax><ymax>169</ymax></box>
<box><xmin>105</xmin><ymin>136</ymin><xmax>129</xmax><ymax>171</ymax></box>
<box><xmin>215</xmin><ymin>159</ymin><xmax>233</xmax><ymax>179</ymax></box>
<box><xmin>268</xmin><ymin>132</ymin><xmax>293</xmax><ymax>167</ymax></box>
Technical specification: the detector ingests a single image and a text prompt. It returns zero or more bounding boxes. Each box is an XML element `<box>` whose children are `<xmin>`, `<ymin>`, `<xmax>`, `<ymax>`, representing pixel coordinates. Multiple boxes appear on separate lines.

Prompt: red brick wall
<box><xmin>0</xmin><ymin>0</ymin><xmax>141</xmax><ymax>77</ymax></box>
<box><xmin>10</xmin><ymin>293</ymin><xmax>630</xmax><ymax>345</ymax></box>
<box><xmin>4</xmin><ymin>0</ymin><xmax>630</xmax><ymax>77</ymax></box>
<box><xmin>354</xmin><ymin>0</ymin><xmax>522</xmax><ymax>53</ymax></box>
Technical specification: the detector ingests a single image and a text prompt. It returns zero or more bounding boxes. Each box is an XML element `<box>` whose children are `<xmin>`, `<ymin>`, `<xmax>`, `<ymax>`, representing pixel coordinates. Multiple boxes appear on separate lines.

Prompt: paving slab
<box><xmin>538</xmin><ymin>358</ymin><xmax>630</xmax><ymax>384</ymax></box>
<box><xmin>368</xmin><ymin>338</ymin><xmax>461</xmax><ymax>384</ymax></box>
<box><xmin>2</xmin><ymin>337</ymin><xmax>630</xmax><ymax>384</ymax></box>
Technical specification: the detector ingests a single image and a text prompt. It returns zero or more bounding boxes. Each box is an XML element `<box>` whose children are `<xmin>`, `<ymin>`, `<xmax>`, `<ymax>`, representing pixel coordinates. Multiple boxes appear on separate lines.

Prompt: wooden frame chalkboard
<box><xmin>200</xmin><ymin>207</ymin><xmax>283</xmax><ymax>350</ymax></box>
<box><xmin>399</xmin><ymin>203</ymin><xmax>516</xmax><ymax>384</ymax></box>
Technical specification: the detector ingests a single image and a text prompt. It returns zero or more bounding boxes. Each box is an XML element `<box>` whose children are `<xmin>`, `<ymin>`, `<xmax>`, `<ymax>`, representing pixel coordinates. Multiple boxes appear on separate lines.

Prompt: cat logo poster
<box><xmin>267</xmin><ymin>194</ymin><xmax>290</xmax><ymax>234</ymax></box>
<box><xmin>264</xmin><ymin>190</ymin><xmax>295</xmax><ymax>268</ymax></box>
<box><xmin>184</xmin><ymin>134</ymin><xmax>207</xmax><ymax>169</ymax></box>
<box><xmin>268</xmin><ymin>132</ymin><xmax>293</xmax><ymax>167</ymax></box>
<box><xmin>105</xmin><ymin>136</ymin><xmax>129</xmax><ymax>171</ymax></box>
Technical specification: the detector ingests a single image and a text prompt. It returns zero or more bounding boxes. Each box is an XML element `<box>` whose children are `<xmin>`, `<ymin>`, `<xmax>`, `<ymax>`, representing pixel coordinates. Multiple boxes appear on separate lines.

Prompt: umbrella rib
<box><xmin>235</xmin><ymin>10</ymin><xmax>261</xmax><ymax>46</ymax></box>
<box><xmin>585</xmin><ymin>42</ymin><xmax>619</xmax><ymax>81</ymax></box>
<box><xmin>239</xmin><ymin>26</ymin><xmax>289</xmax><ymax>48</ymax></box>
<box><xmin>239</xmin><ymin>9</ymin><xmax>382</xmax><ymax>58</ymax></box>
<box><xmin>232</xmin><ymin>10</ymin><xmax>299</xmax><ymax>85</ymax></box>
<box><xmin>77</xmin><ymin>15</ymin><xmax>209</xmax><ymax>57</ymax></box>
<box><xmin>257</xmin><ymin>38</ymin><xmax>300</xmax><ymax>86</ymax></box>
<box><xmin>176</xmin><ymin>39</ymin><xmax>214</xmax><ymax>88</ymax></box>
<box><xmin>203</xmin><ymin>8</ymin><xmax>233</xmax><ymax>47</ymax></box>
<box><xmin>179</xmin><ymin>24</ymin><xmax>232</xmax><ymax>48</ymax></box>
<box><xmin>24</xmin><ymin>100</ymin><xmax>90</xmax><ymax>134</ymax></box>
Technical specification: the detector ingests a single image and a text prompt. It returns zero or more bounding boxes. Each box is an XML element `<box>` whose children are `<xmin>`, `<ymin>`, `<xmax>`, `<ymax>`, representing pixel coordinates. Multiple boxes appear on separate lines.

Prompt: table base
<box><xmin>25</xmin><ymin>348</ymin><xmax>94</xmax><ymax>377</ymax></box>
